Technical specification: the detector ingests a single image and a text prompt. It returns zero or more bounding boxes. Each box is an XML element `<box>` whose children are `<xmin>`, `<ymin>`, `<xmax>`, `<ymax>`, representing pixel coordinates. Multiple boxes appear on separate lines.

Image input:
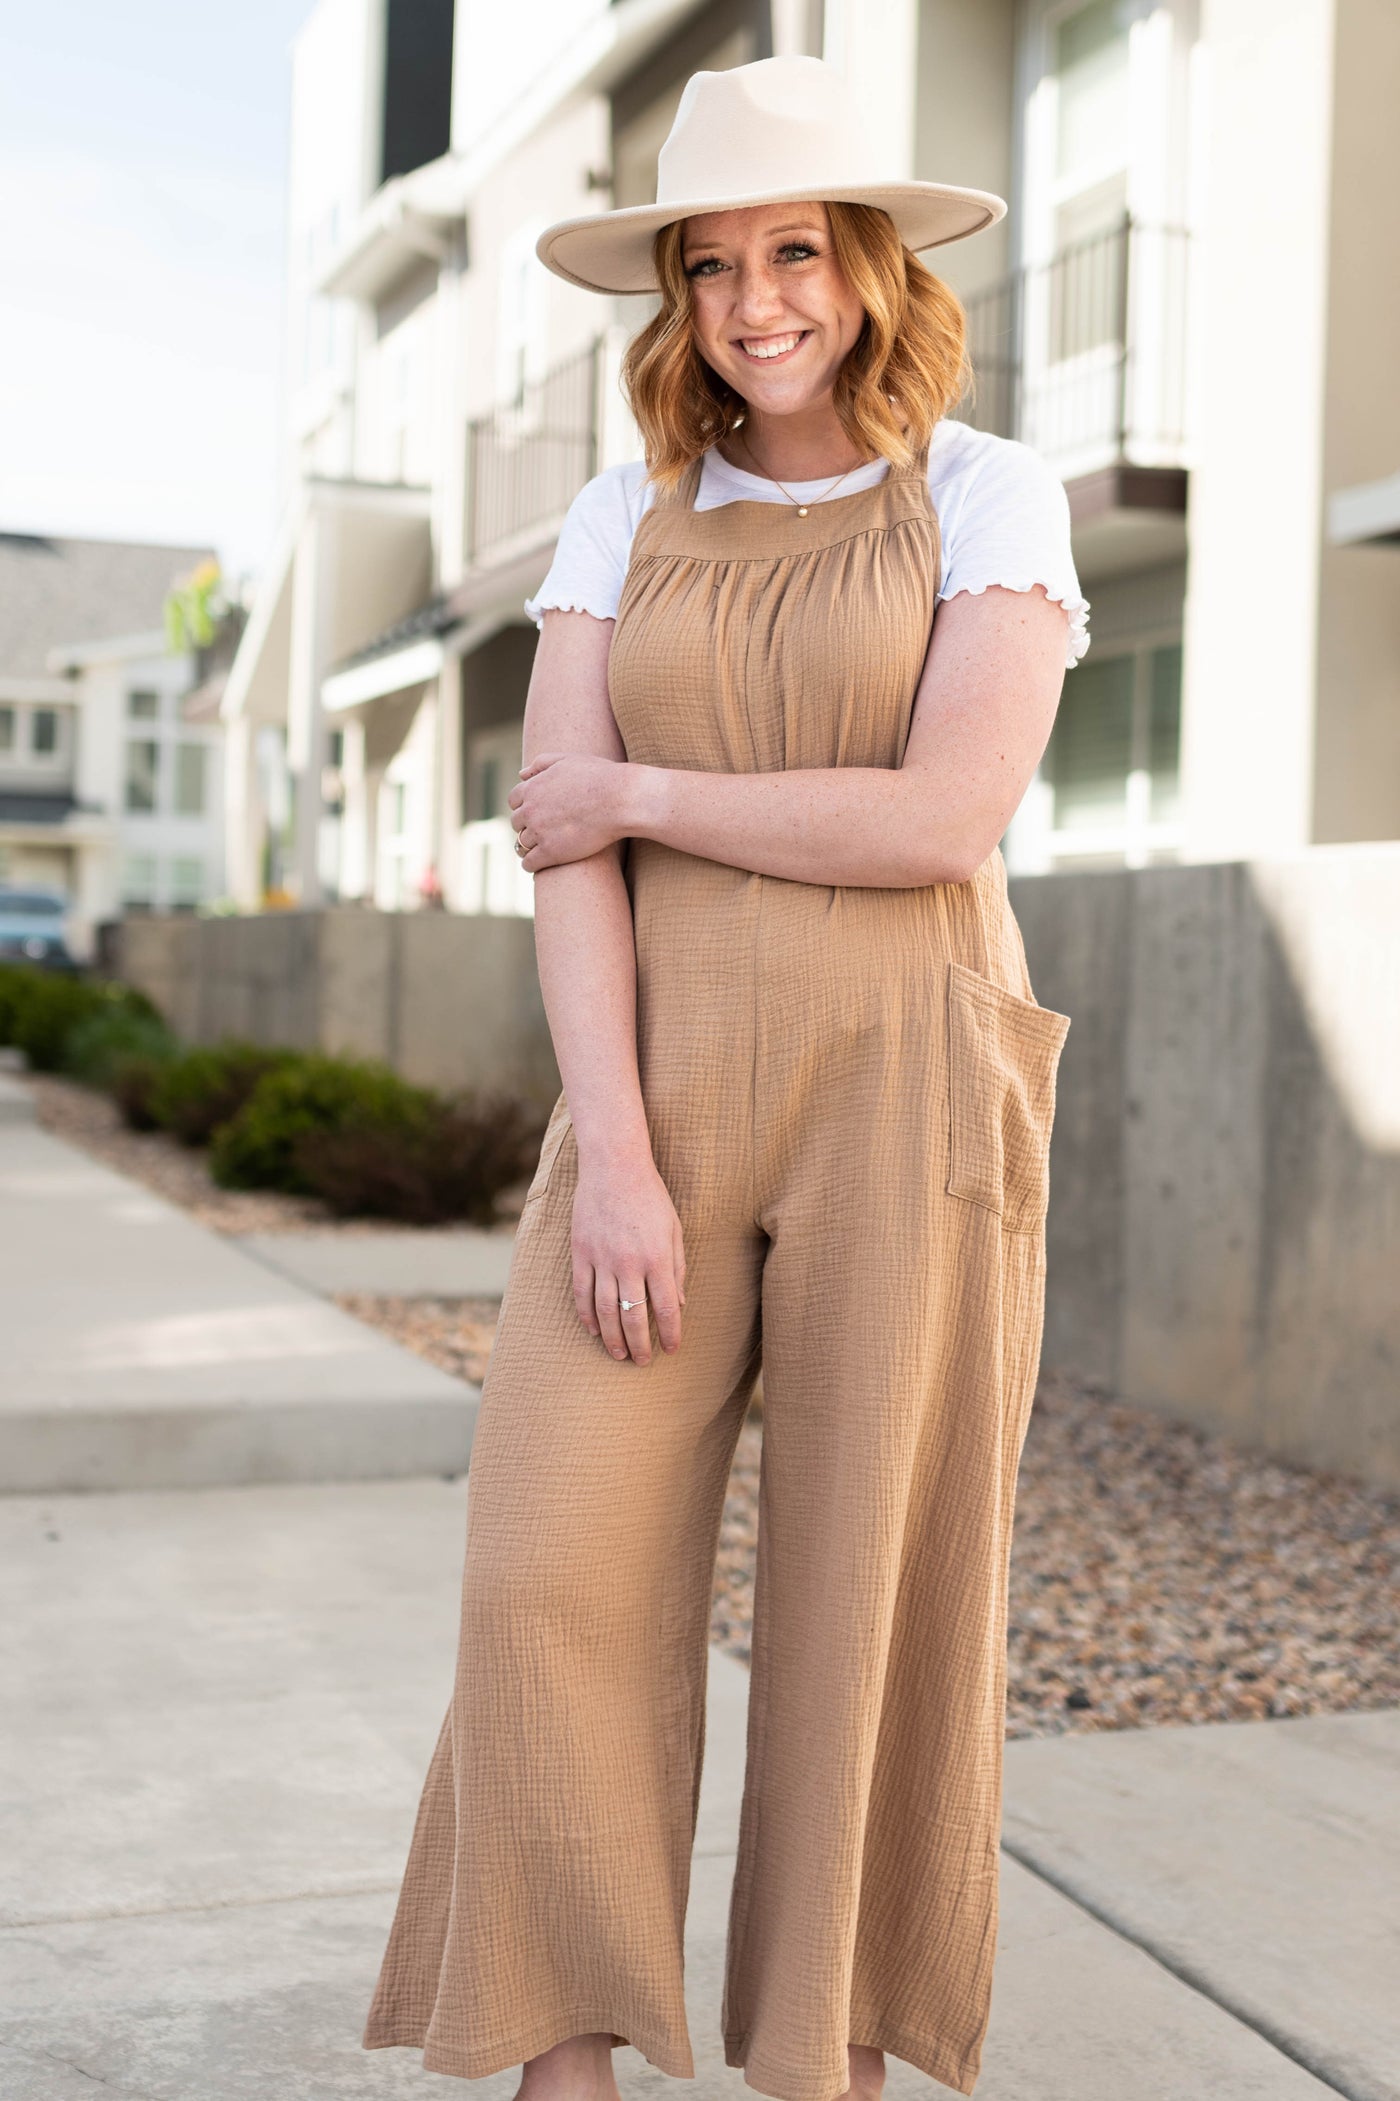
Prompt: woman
<box><xmin>364</xmin><ymin>53</ymin><xmax>1086</xmax><ymax>2101</ymax></box>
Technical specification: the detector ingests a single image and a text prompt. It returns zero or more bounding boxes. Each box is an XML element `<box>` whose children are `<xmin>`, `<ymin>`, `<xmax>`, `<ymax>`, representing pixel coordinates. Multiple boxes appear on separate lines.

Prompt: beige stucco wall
<box><xmin>1311</xmin><ymin>0</ymin><xmax>1400</xmax><ymax>844</ymax></box>
<box><xmin>913</xmin><ymin>0</ymin><xmax>1016</xmax><ymax>299</ymax></box>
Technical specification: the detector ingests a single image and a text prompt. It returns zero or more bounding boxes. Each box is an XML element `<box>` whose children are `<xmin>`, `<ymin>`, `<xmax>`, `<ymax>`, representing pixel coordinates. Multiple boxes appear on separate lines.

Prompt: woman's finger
<box><xmin>616</xmin><ymin>1281</ymin><xmax>653</xmax><ymax>1364</ymax></box>
<box><xmin>595</xmin><ymin>1275</ymin><xmax>628</xmax><ymax>1361</ymax></box>
<box><xmin>648</xmin><ymin>1259</ymin><xmax>682</xmax><ymax>1354</ymax></box>
<box><xmin>572</xmin><ymin>1254</ymin><xmax>599</xmax><ymax>1338</ymax></box>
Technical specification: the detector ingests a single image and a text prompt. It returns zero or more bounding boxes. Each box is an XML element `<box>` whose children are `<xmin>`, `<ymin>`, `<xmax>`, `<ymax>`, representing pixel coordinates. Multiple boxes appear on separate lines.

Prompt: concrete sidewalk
<box><xmin>0</xmin><ymin>1116</ymin><xmax>482</xmax><ymax>1493</ymax></box>
<box><xmin>4</xmin><ymin>1476</ymin><xmax>1390</xmax><ymax>2101</ymax></box>
<box><xmin>241</xmin><ymin>1225</ymin><xmax>516</xmax><ymax>1299</ymax></box>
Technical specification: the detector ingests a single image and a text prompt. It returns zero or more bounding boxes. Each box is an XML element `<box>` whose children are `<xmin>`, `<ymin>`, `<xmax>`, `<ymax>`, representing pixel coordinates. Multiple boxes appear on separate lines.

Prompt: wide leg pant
<box><xmin>363</xmin><ymin>864</ymin><xmax>1070</xmax><ymax>2101</ymax></box>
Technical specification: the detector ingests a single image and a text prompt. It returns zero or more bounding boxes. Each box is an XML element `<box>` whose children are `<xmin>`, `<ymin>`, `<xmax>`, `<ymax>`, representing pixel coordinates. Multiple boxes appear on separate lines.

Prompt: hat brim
<box><xmin>536</xmin><ymin>182</ymin><xmax>1008</xmax><ymax>294</ymax></box>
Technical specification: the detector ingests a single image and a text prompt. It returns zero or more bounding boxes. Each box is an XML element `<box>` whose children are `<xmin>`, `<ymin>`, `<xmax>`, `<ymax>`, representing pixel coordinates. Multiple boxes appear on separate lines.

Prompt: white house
<box><xmin>222</xmin><ymin>0</ymin><xmax>1400</xmax><ymax>911</ymax></box>
<box><xmin>0</xmin><ymin>533</ymin><xmax>228</xmax><ymax>962</ymax></box>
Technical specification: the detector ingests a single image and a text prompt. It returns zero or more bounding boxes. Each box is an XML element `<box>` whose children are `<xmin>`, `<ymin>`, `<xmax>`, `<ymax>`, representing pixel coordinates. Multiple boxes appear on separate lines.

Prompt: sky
<box><xmin>0</xmin><ymin>0</ymin><xmax>317</xmax><ymax>593</ymax></box>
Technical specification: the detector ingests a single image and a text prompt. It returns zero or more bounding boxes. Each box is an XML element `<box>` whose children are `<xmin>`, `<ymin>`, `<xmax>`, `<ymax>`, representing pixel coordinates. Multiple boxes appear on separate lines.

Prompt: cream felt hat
<box><xmin>535</xmin><ymin>54</ymin><xmax>1007</xmax><ymax>295</ymax></box>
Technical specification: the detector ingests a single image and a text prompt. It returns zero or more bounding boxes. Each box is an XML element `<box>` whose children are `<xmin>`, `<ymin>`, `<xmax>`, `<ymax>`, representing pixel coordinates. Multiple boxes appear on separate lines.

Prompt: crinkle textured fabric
<box><xmin>363</xmin><ymin>439</ymin><xmax>1071</xmax><ymax>2100</ymax></box>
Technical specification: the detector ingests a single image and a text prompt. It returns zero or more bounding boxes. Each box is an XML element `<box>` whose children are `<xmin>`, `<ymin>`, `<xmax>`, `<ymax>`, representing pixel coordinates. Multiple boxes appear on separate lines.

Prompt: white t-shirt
<box><xmin>524</xmin><ymin>419</ymin><xmax>1090</xmax><ymax>670</ymax></box>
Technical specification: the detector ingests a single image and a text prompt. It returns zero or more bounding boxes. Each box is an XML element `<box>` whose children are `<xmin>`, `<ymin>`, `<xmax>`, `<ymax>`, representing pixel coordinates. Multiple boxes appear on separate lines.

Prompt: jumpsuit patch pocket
<box><xmin>521</xmin><ymin>1096</ymin><xmax>573</xmax><ymax>1207</ymax></box>
<box><xmin>945</xmin><ymin>961</ymin><xmax>1071</xmax><ymax>1232</ymax></box>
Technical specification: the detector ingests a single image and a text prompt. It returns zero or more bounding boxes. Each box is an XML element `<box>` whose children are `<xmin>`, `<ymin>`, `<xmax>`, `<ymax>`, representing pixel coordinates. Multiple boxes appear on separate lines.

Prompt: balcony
<box><xmin>956</xmin><ymin>216</ymin><xmax>1191</xmax><ymax>575</ymax></box>
<box><xmin>464</xmin><ymin>339</ymin><xmax>604</xmax><ymax>569</ymax></box>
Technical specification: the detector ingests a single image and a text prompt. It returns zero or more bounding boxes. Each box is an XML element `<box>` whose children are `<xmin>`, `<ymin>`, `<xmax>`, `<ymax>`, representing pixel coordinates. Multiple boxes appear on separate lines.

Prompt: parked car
<box><xmin>0</xmin><ymin>887</ymin><xmax>80</xmax><ymax>971</ymax></box>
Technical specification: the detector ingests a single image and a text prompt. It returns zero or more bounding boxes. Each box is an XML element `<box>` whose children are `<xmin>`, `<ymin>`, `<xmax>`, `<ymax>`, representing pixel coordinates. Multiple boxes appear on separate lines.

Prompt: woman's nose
<box><xmin>731</xmin><ymin>269</ymin><xmax>788</xmax><ymax>325</ymax></box>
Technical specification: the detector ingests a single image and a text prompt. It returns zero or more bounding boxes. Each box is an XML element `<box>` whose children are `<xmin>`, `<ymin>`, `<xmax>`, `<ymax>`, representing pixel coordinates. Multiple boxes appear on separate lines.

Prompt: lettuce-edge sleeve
<box><xmin>523</xmin><ymin>466</ymin><xmax>635</xmax><ymax>629</ymax></box>
<box><xmin>938</xmin><ymin>438</ymin><xmax>1092</xmax><ymax>670</ymax></box>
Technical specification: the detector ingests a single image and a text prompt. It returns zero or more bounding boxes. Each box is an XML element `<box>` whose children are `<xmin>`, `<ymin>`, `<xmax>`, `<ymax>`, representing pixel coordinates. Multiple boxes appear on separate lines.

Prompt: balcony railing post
<box><xmin>1008</xmin><ymin>259</ymin><xmax>1025</xmax><ymax>445</ymax></box>
<box><xmin>587</xmin><ymin>333</ymin><xmax>603</xmax><ymax>483</ymax></box>
<box><xmin>464</xmin><ymin>417</ymin><xmax>478</xmax><ymax>566</ymax></box>
<box><xmin>1115</xmin><ymin>209</ymin><xmax>1133</xmax><ymax>461</ymax></box>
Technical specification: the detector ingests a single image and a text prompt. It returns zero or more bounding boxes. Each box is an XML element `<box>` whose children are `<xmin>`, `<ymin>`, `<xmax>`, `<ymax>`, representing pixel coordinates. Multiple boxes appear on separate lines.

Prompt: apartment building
<box><xmin>223</xmin><ymin>0</ymin><xmax>1400</xmax><ymax>911</ymax></box>
<box><xmin>0</xmin><ymin>533</ymin><xmax>228</xmax><ymax>960</ymax></box>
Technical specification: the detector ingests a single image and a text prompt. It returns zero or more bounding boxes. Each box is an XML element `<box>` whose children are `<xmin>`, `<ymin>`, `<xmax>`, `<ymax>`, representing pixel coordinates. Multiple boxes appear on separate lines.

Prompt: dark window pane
<box><xmin>174</xmin><ymin>742</ymin><xmax>206</xmax><ymax>816</ymax></box>
<box><xmin>125</xmin><ymin>740</ymin><xmax>159</xmax><ymax>813</ymax></box>
<box><xmin>1149</xmin><ymin>641</ymin><xmax>1183</xmax><ymax>822</ymax></box>
<box><xmin>1046</xmin><ymin>652</ymin><xmax>1135</xmax><ymax>830</ymax></box>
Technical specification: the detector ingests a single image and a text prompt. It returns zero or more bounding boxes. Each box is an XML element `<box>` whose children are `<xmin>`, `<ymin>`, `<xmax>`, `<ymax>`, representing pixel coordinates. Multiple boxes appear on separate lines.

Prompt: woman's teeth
<box><xmin>740</xmin><ymin>331</ymin><xmax>806</xmax><ymax>359</ymax></box>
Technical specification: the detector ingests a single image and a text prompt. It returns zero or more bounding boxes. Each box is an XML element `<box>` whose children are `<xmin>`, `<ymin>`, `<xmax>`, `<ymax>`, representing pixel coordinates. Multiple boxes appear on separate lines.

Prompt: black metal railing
<box><xmin>465</xmin><ymin>339</ymin><xmax>602</xmax><ymax>564</ymax></box>
<box><xmin>955</xmin><ymin>216</ymin><xmax>1189</xmax><ymax>466</ymax></box>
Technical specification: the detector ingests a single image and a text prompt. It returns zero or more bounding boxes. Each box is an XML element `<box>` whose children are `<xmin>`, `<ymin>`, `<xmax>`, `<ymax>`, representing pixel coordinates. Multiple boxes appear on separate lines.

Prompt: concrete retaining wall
<box><xmin>115</xmin><ymin>907</ymin><xmax>560</xmax><ymax>1114</ymax></box>
<box><xmin>1013</xmin><ymin>845</ymin><xmax>1400</xmax><ymax>1490</ymax></box>
<box><xmin>115</xmin><ymin>848</ymin><xmax>1400</xmax><ymax>1486</ymax></box>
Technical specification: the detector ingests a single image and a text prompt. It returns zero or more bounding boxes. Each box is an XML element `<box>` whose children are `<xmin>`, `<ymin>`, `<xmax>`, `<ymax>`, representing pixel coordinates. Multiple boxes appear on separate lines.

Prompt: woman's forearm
<box><xmin>622</xmin><ymin>762</ymin><xmax>983</xmax><ymax>887</ymax></box>
<box><xmin>531</xmin><ymin>847</ymin><xmax>652</xmax><ymax>1172</ymax></box>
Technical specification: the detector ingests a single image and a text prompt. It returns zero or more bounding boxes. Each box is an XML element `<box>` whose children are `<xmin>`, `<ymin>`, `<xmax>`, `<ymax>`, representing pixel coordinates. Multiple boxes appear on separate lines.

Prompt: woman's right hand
<box><xmin>569</xmin><ymin>1151</ymin><xmax>687</xmax><ymax>1365</ymax></box>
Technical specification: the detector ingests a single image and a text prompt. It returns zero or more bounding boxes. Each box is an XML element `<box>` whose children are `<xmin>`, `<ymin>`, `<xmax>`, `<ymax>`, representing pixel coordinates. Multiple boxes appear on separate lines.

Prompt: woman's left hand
<box><xmin>509</xmin><ymin>752</ymin><xmax>630</xmax><ymax>871</ymax></box>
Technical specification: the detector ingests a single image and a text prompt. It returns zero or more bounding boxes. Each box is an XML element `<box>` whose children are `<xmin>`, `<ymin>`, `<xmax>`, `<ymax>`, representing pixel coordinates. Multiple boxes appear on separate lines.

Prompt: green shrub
<box><xmin>112</xmin><ymin>1054</ymin><xmax>176</xmax><ymax>1132</ymax></box>
<box><xmin>0</xmin><ymin>963</ymin><xmax>43</xmax><ymax>1045</ymax></box>
<box><xmin>60</xmin><ymin>1006</ymin><xmax>179</xmax><ymax>1091</ymax></box>
<box><xmin>149</xmin><ymin>1040</ymin><xmax>302</xmax><ymax>1148</ymax></box>
<box><xmin>292</xmin><ymin>1089</ymin><xmax>540</xmax><ymax>1225</ymax></box>
<box><xmin>0</xmin><ymin>966</ymin><xmax>162</xmax><ymax>1072</ymax></box>
<box><xmin>207</xmin><ymin>1054</ymin><xmax>437</xmax><ymax>1195</ymax></box>
<box><xmin>8</xmin><ymin>975</ymin><xmax>105</xmax><ymax>1070</ymax></box>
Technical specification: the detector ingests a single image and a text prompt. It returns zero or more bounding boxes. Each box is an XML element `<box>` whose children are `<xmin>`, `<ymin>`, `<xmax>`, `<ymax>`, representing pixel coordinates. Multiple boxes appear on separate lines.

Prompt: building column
<box><xmin>434</xmin><ymin>656</ymin><xmax>463</xmax><ymax>905</ymax></box>
<box><xmin>337</xmin><ymin>716</ymin><xmax>370</xmax><ymax>900</ymax></box>
<box><xmin>222</xmin><ymin>712</ymin><xmax>266</xmax><ymax>909</ymax></box>
<box><xmin>285</xmin><ymin>506</ymin><xmax>338</xmax><ymax>905</ymax></box>
<box><xmin>1178</xmin><ymin>0</ymin><xmax>1338</xmax><ymax>860</ymax></box>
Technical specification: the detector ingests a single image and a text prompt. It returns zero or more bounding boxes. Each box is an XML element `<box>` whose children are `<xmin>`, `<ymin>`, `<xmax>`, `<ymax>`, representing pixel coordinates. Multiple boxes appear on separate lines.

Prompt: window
<box><xmin>0</xmin><ymin>706</ymin><xmax>13</xmax><ymax>752</ymax></box>
<box><xmin>1040</xmin><ymin>634</ymin><xmax>1182</xmax><ymax>863</ymax></box>
<box><xmin>1047</xmin><ymin>652</ymin><xmax>1135</xmax><ymax>832</ymax></box>
<box><xmin>170</xmin><ymin>856</ymin><xmax>203</xmax><ymax>909</ymax></box>
<box><xmin>121</xmin><ymin>853</ymin><xmax>158</xmax><ymax>910</ymax></box>
<box><xmin>127</xmin><ymin>689</ymin><xmax>160</xmax><ymax>720</ymax></box>
<box><xmin>1054</xmin><ymin>0</ymin><xmax>1133</xmax><ymax>184</ymax></box>
<box><xmin>31</xmin><ymin>709</ymin><xmax>59</xmax><ymax>755</ymax></box>
<box><xmin>496</xmin><ymin>223</ymin><xmax>549</xmax><ymax>411</ymax></box>
<box><xmin>1147</xmin><ymin>641</ymin><xmax>1182</xmax><ymax>823</ymax></box>
<box><xmin>173</xmin><ymin>742</ymin><xmax>207</xmax><ymax>816</ymax></box>
<box><xmin>125</xmin><ymin>740</ymin><xmax>160</xmax><ymax>813</ymax></box>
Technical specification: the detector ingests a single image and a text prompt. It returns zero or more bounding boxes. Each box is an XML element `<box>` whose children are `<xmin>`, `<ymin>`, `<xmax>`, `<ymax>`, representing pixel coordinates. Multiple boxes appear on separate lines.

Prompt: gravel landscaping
<box><xmin>21</xmin><ymin>1066</ymin><xmax>1400</xmax><ymax>1741</ymax></box>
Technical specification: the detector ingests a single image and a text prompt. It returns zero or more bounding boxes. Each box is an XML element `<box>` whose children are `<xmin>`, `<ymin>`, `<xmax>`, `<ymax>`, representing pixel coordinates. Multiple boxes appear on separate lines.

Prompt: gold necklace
<box><xmin>736</xmin><ymin>428</ymin><xmax>872</xmax><ymax>516</ymax></box>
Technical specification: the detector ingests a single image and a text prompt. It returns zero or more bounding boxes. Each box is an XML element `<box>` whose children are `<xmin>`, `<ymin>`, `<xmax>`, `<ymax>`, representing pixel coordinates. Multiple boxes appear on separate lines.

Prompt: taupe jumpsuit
<box><xmin>363</xmin><ymin>436</ymin><xmax>1071</xmax><ymax>2099</ymax></box>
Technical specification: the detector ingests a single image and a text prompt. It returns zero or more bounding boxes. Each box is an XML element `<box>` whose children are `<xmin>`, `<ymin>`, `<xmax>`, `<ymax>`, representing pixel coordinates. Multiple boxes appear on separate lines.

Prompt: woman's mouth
<box><xmin>736</xmin><ymin>329</ymin><xmax>811</xmax><ymax>364</ymax></box>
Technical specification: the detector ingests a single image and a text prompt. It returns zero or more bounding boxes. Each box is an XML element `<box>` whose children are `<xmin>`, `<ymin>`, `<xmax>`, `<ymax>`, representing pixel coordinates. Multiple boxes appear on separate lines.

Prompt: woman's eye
<box><xmin>684</xmin><ymin>243</ymin><xmax>817</xmax><ymax>278</ymax></box>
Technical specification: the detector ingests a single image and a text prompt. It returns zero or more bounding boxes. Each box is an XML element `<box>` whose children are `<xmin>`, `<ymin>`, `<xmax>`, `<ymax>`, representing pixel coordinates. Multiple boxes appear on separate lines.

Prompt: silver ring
<box><xmin>513</xmin><ymin>835</ymin><xmax>527</xmax><ymax>857</ymax></box>
<box><xmin>619</xmin><ymin>1296</ymin><xmax>645</xmax><ymax>1312</ymax></box>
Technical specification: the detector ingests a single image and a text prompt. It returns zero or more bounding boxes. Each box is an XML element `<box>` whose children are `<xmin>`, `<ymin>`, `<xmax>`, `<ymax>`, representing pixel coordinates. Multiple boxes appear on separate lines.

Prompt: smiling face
<box><xmin>679</xmin><ymin>201</ymin><xmax>869</xmax><ymax>424</ymax></box>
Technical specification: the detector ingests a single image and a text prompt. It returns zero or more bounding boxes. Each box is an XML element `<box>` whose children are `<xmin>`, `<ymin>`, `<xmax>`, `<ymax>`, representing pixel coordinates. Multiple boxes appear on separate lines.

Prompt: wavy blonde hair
<box><xmin>620</xmin><ymin>201</ymin><xmax>973</xmax><ymax>493</ymax></box>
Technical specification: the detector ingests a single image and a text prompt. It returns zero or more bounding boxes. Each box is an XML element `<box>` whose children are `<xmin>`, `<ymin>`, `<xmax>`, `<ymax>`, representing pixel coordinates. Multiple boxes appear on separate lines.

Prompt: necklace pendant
<box><xmin>797</xmin><ymin>505</ymin><xmax>809</xmax><ymax>516</ymax></box>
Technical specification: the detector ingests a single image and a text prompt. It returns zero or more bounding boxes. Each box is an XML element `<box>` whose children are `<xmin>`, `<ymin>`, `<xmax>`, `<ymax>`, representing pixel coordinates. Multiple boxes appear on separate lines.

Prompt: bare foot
<box><xmin>515</xmin><ymin>2031</ymin><xmax>623</xmax><ymax>2101</ymax></box>
<box><xmin>838</xmin><ymin>2043</ymin><xmax>887</xmax><ymax>2101</ymax></box>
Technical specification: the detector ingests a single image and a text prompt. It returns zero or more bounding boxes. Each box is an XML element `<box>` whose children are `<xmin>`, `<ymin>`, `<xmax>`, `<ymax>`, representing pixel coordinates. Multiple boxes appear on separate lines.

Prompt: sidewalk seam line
<box><xmin>1000</xmin><ymin>1839</ymin><xmax>1357</xmax><ymax>2100</ymax></box>
<box><xmin>1</xmin><ymin>1881</ymin><xmax>403</xmax><ymax>1932</ymax></box>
